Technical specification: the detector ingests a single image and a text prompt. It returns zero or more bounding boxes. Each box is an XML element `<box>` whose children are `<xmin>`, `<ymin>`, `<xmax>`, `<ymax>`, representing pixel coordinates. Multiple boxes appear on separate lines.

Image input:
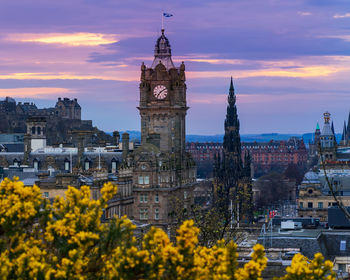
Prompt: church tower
<box><xmin>138</xmin><ymin>29</ymin><xmax>187</xmax><ymax>159</ymax></box>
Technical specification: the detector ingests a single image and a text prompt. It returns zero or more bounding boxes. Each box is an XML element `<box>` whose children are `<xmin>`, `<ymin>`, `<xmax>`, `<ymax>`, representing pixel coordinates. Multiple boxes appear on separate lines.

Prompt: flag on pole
<box><xmin>163</xmin><ymin>12</ymin><xmax>173</xmax><ymax>17</ymax></box>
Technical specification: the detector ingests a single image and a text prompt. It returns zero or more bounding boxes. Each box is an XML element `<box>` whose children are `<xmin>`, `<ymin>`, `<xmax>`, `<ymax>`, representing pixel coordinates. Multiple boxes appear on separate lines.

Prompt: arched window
<box><xmin>37</xmin><ymin>127</ymin><xmax>41</xmax><ymax>135</ymax></box>
<box><xmin>13</xmin><ymin>159</ymin><xmax>20</xmax><ymax>167</ymax></box>
<box><xmin>31</xmin><ymin>126</ymin><xmax>35</xmax><ymax>134</ymax></box>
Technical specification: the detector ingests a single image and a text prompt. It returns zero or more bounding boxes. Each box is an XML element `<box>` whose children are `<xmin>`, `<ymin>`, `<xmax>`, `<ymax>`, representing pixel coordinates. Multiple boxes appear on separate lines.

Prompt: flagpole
<box><xmin>161</xmin><ymin>12</ymin><xmax>164</xmax><ymax>30</ymax></box>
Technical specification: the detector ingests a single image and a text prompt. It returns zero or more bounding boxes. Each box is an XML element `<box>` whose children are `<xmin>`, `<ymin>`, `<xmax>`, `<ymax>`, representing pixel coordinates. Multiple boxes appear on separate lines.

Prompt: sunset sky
<box><xmin>0</xmin><ymin>0</ymin><xmax>350</xmax><ymax>134</ymax></box>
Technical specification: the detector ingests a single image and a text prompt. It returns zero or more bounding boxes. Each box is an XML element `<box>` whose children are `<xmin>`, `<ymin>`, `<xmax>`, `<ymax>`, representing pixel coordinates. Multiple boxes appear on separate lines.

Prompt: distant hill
<box><xmin>188</xmin><ymin>133</ymin><xmax>304</xmax><ymax>143</ymax></box>
<box><xmin>302</xmin><ymin>133</ymin><xmax>342</xmax><ymax>144</ymax></box>
<box><xmin>108</xmin><ymin>131</ymin><xmax>342</xmax><ymax>147</ymax></box>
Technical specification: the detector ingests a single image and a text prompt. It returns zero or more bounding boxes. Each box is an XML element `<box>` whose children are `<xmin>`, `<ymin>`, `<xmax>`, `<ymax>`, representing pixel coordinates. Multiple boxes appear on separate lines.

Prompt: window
<box><xmin>155</xmin><ymin>208</ymin><xmax>159</xmax><ymax>220</ymax></box>
<box><xmin>140</xmin><ymin>209</ymin><xmax>148</xmax><ymax>220</ymax></box>
<box><xmin>299</xmin><ymin>202</ymin><xmax>303</xmax><ymax>209</ymax></box>
<box><xmin>44</xmin><ymin>192</ymin><xmax>49</xmax><ymax>198</ymax></box>
<box><xmin>138</xmin><ymin>176</ymin><xmax>143</xmax><ymax>184</ymax></box>
<box><xmin>184</xmin><ymin>191</ymin><xmax>188</xmax><ymax>199</ymax></box>
<box><xmin>84</xmin><ymin>160</ymin><xmax>90</xmax><ymax>170</ymax></box>
<box><xmin>308</xmin><ymin>189</ymin><xmax>313</xmax><ymax>194</ymax></box>
<box><xmin>64</xmin><ymin>161</ymin><xmax>70</xmax><ymax>171</ymax></box>
<box><xmin>111</xmin><ymin>160</ymin><xmax>117</xmax><ymax>172</ymax></box>
<box><xmin>33</xmin><ymin>160</ymin><xmax>39</xmax><ymax>170</ymax></box>
<box><xmin>138</xmin><ymin>175</ymin><xmax>150</xmax><ymax>185</ymax></box>
<box><xmin>318</xmin><ymin>202</ymin><xmax>323</xmax><ymax>209</ymax></box>
<box><xmin>308</xmin><ymin>202</ymin><xmax>313</xmax><ymax>209</ymax></box>
<box><xmin>155</xmin><ymin>193</ymin><xmax>159</xmax><ymax>203</ymax></box>
<box><xmin>144</xmin><ymin>175</ymin><xmax>149</xmax><ymax>184</ymax></box>
<box><xmin>139</xmin><ymin>194</ymin><xmax>148</xmax><ymax>203</ymax></box>
<box><xmin>13</xmin><ymin>160</ymin><xmax>19</xmax><ymax>167</ymax></box>
<box><xmin>340</xmin><ymin>240</ymin><xmax>346</xmax><ymax>251</ymax></box>
<box><xmin>338</xmin><ymin>263</ymin><xmax>346</xmax><ymax>273</ymax></box>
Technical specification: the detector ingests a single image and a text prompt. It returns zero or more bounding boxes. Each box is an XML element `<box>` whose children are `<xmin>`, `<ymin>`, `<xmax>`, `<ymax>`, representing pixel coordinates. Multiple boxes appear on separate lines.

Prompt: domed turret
<box><xmin>151</xmin><ymin>29</ymin><xmax>175</xmax><ymax>70</ymax></box>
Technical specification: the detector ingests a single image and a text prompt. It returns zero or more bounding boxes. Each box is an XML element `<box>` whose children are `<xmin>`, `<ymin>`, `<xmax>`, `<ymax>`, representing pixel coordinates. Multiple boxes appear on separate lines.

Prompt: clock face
<box><xmin>153</xmin><ymin>85</ymin><xmax>168</xmax><ymax>99</ymax></box>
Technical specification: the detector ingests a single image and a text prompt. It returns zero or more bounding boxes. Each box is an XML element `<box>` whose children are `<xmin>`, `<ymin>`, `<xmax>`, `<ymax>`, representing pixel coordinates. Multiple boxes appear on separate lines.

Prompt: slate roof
<box><xmin>1</xmin><ymin>143</ymin><xmax>24</xmax><ymax>152</ymax></box>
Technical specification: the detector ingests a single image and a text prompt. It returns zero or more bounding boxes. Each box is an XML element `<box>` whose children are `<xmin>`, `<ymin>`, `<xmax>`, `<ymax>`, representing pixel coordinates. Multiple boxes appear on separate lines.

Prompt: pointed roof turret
<box><xmin>342</xmin><ymin>121</ymin><xmax>347</xmax><ymax>141</ymax></box>
<box><xmin>151</xmin><ymin>29</ymin><xmax>175</xmax><ymax>70</ymax></box>
<box><xmin>316</xmin><ymin>123</ymin><xmax>320</xmax><ymax>130</ymax></box>
<box><xmin>347</xmin><ymin>111</ymin><xmax>350</xmax><ymax>141</ymax></box>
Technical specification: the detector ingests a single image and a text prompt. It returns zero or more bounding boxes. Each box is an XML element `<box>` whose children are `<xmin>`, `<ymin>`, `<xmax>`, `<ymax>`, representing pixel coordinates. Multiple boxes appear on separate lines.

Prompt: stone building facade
<box><xmin>298</xmin><ymin>112</ymin><xmax>350</xmax><ymax>222</ymax></box>
<box><xmin>105</xmin><ymin>29</ymin><xmax>197</xmax><ymax>228</ymax></box>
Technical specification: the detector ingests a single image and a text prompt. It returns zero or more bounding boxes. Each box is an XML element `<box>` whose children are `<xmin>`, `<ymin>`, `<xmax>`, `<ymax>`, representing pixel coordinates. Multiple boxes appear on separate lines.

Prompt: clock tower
<box><xmin>129</xmin><ymin>29</ymin><xmax>196</xmax><ymax>228</ymax></box>
<box><xmin>138</xmin><ymin>29</ymin><xmax>188</xmax><ymax>158</ymax></box>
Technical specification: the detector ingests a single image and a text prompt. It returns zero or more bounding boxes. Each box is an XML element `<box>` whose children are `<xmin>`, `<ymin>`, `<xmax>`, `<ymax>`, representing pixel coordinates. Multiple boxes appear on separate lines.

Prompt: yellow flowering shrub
<box><xmin>0</xmin><ymin>178</ymin><xmax>336</xmax><ymax>280</ymax></box>
<box><xmin>276</xmin><ymin>252</ymin><xmax>335</xmax><ymax>280</ymax></box>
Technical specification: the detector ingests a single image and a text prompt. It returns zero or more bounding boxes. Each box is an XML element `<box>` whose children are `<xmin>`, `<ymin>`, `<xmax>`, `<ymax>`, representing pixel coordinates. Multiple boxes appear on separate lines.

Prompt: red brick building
<box><xmin>186</xmin><ymin>142</ymin><xmax>223</xmax><ymax>162</ymax></box>
<box><xmin>243</xmin><ymin>138</ymin><xmax>307</xmax><ymax>166</ymax></box>
<box><xmin>186</xmin><ymin>137</ymin><xmax>308</xmax><ymax>177</ymax></box>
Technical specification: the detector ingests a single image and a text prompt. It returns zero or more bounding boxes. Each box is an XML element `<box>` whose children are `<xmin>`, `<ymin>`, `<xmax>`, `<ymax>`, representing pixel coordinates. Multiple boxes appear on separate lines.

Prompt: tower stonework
<box><xmin>138</xmin><ymin>29</ymin><xmax>187</xmax><ymax>159</ymax></box>
<box><xmin>125</xmin><ymin>29</ymin><xmax>196</xmax><ymax>228</ymax></box>
<box><xmin>319</xmin><ymin>112</ymin><xmax>337</xmax><ymax>161</ymax></box>
<box><xmin>26</xmin><ymin>116</ymin><xmax>47</xmax><ymax>152</ymax></box>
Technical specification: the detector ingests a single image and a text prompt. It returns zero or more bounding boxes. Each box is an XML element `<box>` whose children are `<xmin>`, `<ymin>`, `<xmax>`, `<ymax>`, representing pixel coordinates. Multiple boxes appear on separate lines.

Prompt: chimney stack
<box><xmin>122</xmin><ymin>132</ymin><xmax>129</xmax><ymax>160</ymax></box>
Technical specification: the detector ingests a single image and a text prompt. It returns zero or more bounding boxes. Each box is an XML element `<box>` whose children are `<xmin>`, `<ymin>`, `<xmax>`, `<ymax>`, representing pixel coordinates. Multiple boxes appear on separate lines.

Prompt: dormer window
<box><xmin>64</xmin><ymin>159</ymin><xmax>70</xmax><ymax>172</ymax></box>
<box><xmin>340</xmin><ymin>240</ymin><xmax>346</xmax><ymax>251</ymax></box>
<box><xmin>111</xmin><ymin>159</ymin><xmax>118</xmax><ymax>172</ymax></box>
<box><xmin>84</xmin><ymin>159</ymin><xmax>91</xmax><ymax>170</ymax></box>
<box><xmin>33</xmin><ymin>159</ymin><xmax>39</xmax><ymax>170</ymax></box>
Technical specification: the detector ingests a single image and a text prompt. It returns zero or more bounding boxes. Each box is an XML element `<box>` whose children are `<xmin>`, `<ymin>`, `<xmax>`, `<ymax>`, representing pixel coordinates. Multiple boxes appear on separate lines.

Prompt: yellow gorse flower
<box><xmin>0</xmin><ymin>178</ymin><xmax>336</xmax><ymax>280</ymax></box>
